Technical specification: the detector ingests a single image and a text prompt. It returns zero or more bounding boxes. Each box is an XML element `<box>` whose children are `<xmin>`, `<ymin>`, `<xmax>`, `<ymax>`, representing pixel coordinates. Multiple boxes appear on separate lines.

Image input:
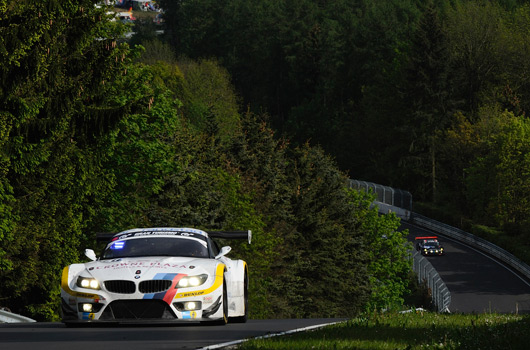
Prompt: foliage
<box><xmin>0</xmin><ymin>0</ymin><xmax>135</xmax><ymax>320</ymax></box>
<box><xmin>11</xmin><ymin>0</ymin><xmax>530</xmax><ymax>323</ymax></box>
<box><xmin>270</xmin><ymin>145</ymin><xmax>371</xmax><ymax>318</ymax></box>
<box><xmin>466</xmin><ymin>112</ymin><xmax>530</xmax><ymax>230</ymax></box>
<box><xmin>362</xmin><ymin>210</ymin><xmax>413</xmax><ymax>310</ymax></box>
<box><xmin>158</xmin><ymin>0</ymin><xmax>530</xmax><ymax>256</ymax></box>
<box><xmin>239</xmin><ymin>311</ymin><xmax>530</xmax><ymax>350</ymax></box>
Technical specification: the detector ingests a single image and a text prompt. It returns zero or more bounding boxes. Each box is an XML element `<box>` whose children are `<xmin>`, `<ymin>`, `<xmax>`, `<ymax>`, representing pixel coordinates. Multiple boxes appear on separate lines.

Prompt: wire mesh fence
<box><xmin>349</xmin><ymin>180</ymin><xmax>413</xmax><ymax>210</ymax></box>
<box><xmin>411</xmin><ymin>250</ymin><xmax>451</xmax><ymax>312</ymax></box>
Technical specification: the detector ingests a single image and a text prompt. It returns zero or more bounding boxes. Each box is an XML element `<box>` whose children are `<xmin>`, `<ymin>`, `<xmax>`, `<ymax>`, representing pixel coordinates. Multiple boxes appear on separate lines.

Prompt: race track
<box><xmin>0</xmin><ymin>318</ymin><xmax>345</xmax><ymax>350</ymax></box>
<box><xmin>402</xmin><ymin>221</ymin><xmax>530</xmax><ymax>314</ymax></box>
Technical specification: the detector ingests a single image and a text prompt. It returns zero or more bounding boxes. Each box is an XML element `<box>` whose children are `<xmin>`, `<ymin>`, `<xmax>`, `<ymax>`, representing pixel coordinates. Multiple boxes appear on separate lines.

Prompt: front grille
<box><xmin>104</xmin><ymin>280</ymin><xmax>136</xmax><ymax>294</ymax></box>
<box><xmin>139</xmin><ymin>280</ymin><xmax>172</xmax><ymax>294</ymax></box>
<box><xmin>99</xmin><ymin>300</ymin><xmax>177</xmax><ymax>320</ymax></box>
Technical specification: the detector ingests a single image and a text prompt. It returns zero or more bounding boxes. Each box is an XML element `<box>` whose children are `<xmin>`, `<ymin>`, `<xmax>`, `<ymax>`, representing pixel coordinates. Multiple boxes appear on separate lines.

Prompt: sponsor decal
<box><xmin>203</xmin><ymin>296</ymin><xmax>213</xmax><ymax>304</ymax></box>
<box><xmin>114</xmin><ymin>229</ymin><xmax>208</xmax><ymax>241</ymax></box>
<box><xmin>82</xmin><ymin>312</ymin><xmax>95</xmax><ymax>320</ymax></box>
<box><xmin>182</xmin><ymin>311</ymin><xmax>197</xmax><ymax>319</ymax></box>
<box><xmin>136</xmin><ymin>270</ymin><xmax>142</xmax><ymax>274</ymax></box>
<box><xmin>181</xmin><ymin>291</ymin><xmax>205</xmax><ymax>297</ymax></box>
<box><xmin>89</xmin><ymin>262</ymin><xmax>192</xmax><ymax>270</ymax></box>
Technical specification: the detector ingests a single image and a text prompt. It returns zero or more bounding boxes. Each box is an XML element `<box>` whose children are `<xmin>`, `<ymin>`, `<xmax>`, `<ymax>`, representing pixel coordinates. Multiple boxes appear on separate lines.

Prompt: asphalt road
<box><xmin>402</xmin><ymin>221</ymin><xmax>530</xmax><ymax>314</ymax></box>
<box><xmin>0</xmin><ymin>318</ymin><xmax>345</xmax><ymax>350</ymax></box>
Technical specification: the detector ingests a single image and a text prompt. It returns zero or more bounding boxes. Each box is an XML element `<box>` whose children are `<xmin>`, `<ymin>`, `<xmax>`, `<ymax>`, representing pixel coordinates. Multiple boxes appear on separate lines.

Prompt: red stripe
<box><xmin>163</xmin><ymin>274</ymin><xmax>186</xmax><ymax>304</ymax></box>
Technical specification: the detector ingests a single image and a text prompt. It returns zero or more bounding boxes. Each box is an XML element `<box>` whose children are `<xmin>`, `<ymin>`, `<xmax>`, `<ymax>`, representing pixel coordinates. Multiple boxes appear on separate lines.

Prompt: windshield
<box><xmin>101</xmin><ymin>237</ymin><xmax>209</xmax><ymax>259</ymax></box>
<box><xmin>424</xmin><ymin>240</ymin><xmax>440</xmax><ymax>247</ymax></box>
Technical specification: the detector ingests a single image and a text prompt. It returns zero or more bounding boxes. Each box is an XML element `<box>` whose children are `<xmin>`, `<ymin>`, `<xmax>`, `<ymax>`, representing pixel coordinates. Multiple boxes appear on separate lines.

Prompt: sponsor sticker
<box><xmin>182</xmin><ymin>311</ymin><xmax>197</xmax><ymax>319</ymax></box>
<box><xmin>82</xmin><ymin>312</ymin><xmax>95</xmax><ymax>320</ymax></box>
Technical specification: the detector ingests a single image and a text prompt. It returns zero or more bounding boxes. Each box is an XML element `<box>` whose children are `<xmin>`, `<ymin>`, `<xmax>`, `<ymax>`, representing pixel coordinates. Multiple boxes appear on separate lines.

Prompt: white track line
<box><xmin>197</xmin><ymin>321</ymin><xmax>343</xmax><ymax>350</ymax></box>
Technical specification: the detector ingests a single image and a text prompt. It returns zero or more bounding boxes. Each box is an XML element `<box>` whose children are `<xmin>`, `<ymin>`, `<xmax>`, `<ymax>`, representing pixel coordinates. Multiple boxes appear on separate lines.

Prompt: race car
<box><xmin>415</xmin><ymin>236</ymin><xmax>444</xmax><ymax>256</ymax></box>
<box><xmin>60</xmin><ymin>227</ymin><xmax>250</xmax><ymax>325</ymax></box>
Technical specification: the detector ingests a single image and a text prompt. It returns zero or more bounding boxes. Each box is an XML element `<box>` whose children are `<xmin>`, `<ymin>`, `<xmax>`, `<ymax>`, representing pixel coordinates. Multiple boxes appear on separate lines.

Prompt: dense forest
<box><xmin>0</xmin><ymin>0</ymin><xmax>409</xmax><ymax>321</ymax></box>
<box><xmin>1</xmin><ymin>0</ymin><xmax>530</xmax><ymax>321</ymax></box>
<box><xmin>158</xmin><ymin>0</ymin><xmax>530</xmax><ymax>259</ymax></box>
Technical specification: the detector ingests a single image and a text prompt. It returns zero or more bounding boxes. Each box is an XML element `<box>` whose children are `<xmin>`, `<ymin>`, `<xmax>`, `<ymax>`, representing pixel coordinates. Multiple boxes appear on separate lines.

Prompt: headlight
<box><xmin>176</xmin><ymin>274</ymin><xmax>208</xmax><ymax>288</ymax></box>
<box><xmin>76</xmin><ymin>276</ymin><xmax>100</xmax><ymax>290</ymax></box>
<box><xmin>174</xmin><ymin>301</ymin><xmax>202</xmax><ymax>311</ymax></box>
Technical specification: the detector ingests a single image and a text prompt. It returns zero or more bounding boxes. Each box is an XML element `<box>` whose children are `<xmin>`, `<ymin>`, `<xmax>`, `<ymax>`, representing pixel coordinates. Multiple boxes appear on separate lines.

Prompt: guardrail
<box><xmin>351</xmin><ymin>179</ymin><xmax>530</xmax><ymax>311</ymax></box>
<box><xmin>411</xmin><ymin>250</ymin><xmax>451</xmax><ymax>312</ymax></box>
<box><xmin>411</xmin><ymin>213</ymin><xmax>530</xmax><ymax>282</ymax></box>
<box><xmin>0</xmin><ymin>309</ymin><xmax>36</xmax><ymax>323</ymax></box>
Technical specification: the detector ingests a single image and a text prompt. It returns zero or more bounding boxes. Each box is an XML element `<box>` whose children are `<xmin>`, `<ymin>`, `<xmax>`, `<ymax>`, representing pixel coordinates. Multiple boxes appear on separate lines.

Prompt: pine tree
<box><xmin>401</xmin><ymin>1</ymin><xmax>454</xmax><ymax>202</ymax></box>
<box><xmin>0</xmin><ymin>0</ymin><xmax>134</xmax><ymax>319</ymax></box>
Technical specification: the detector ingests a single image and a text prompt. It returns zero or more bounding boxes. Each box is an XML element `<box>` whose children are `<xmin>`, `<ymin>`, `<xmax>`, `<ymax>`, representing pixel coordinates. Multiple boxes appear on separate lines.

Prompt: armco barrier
<box><xmin>412</xmin><ymin>250</ymin><xmax>451</xmax><ymax>312</ymax></box>
<box><xmin>411</xmin><ymin>213</ymin><xmax>530</xmax><ymax>282</ymax></box>
<box><xmin>0</xmin><ymin>309</ymin><xmax>36</xmax><ymax>323</ymax></box>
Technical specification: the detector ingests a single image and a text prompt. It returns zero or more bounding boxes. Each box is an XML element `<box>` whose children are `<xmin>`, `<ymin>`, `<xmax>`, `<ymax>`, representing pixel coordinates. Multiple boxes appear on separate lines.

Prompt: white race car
<box><xmin>60</xmin><ymin>227</ymin><xmax>250</xmax><ymax>325</ymax></box>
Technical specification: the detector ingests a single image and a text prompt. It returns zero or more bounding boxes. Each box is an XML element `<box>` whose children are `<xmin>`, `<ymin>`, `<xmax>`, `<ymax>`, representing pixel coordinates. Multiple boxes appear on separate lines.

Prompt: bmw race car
<box><xmin>415</xmin><ymin>236</ymin><xmax>444</xmax><ymax>256</ymax></box>
<box><xmin>61</xmin><ymin>227</ymin><xmax>250</xmax><ymax>325</ymax></box>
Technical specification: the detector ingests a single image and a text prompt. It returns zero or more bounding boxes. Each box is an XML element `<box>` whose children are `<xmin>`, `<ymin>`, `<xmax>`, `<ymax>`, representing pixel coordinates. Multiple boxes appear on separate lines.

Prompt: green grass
<box><xmin>238</xmin><ymin>311</ymin><xmax>529</xmax><ymax>349</ymax></box>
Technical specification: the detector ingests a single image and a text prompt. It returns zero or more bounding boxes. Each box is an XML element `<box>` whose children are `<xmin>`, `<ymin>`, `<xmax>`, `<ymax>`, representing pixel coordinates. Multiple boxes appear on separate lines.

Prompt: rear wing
<box><xmin>96</xmin><ymin>232</ymin><xmax>116</xmax><ymax>242</ymax></box>
<box><xmin>96</xmin><ymin>229</ymin><xmax>252</xmax><ymax>244</ymax></box>
<box><xmin>415</xmin><ymin>236</ymin><xmax>438</xmax><ymax>240</ymax></box>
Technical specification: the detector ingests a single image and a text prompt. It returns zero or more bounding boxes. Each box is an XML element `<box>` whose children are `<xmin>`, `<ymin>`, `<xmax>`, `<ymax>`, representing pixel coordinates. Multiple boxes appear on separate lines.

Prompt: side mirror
<box><xmin>85</xmin><ymin>249</ymin><xmax>97</xmax><ymax>261</ymax></box>
<box><xmin>215</xmin><ymin>246</ymin><xmax>232</xmax><ymax>259</ymax></box>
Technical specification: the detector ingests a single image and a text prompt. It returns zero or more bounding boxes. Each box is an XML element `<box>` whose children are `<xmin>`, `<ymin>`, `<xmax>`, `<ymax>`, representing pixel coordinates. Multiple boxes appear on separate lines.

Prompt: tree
<box><xmin>0</xmin><ymin>0</ymin><xmax>135</xmax><ymax>319</ymax></box>
<box><xmin>466</xmin><ymin>111</ymin><xmax>530</xmax><ymax>233</ymax></box>
<box><xmin>399</xmin><ymin>1</ymin><xmax>455</xmax><ymax>202</ymax></box>
<box><xmin>444</xmin><ymin>0</ymin><xmax>506</xmax><ymax>115</ymax></box>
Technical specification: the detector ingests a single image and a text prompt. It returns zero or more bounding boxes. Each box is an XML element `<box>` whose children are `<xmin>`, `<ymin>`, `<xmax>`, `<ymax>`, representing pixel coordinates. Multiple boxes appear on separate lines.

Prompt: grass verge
<box><xmin>238</xmin><ymin>310</ymin><xmax>529</xmax><ymax>349</ymax></box>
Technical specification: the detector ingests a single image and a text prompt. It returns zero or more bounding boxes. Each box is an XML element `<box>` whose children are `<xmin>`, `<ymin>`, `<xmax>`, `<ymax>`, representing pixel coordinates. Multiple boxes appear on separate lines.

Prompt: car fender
<box><xmin>220</xmin><ymin>259</ymin><xmax>247</xmax><ymax>317</ymax></box>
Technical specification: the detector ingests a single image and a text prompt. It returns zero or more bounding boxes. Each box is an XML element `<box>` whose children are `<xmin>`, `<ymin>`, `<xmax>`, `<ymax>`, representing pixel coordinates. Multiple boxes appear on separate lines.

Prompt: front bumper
<box><xmin>60</xmin><ymin>267</ymin><xmax>225</xmax><ymax>323</ymax></box>
<box><xmin>422</xmin><ymin>249</ymin><xmax>444</xmax><ymax>256</ymax></box>
<box><xmin>61</xmin><ymin>296</ymin><xmax>223</xmax><ymax>324</ymax></box>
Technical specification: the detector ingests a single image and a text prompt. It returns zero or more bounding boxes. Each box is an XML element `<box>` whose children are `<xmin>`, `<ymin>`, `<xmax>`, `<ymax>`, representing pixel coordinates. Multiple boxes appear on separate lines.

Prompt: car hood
<box><xmin>83</xmin><ymin>256</ymin><xmax>218</xmax><ymax>281</ymax></box>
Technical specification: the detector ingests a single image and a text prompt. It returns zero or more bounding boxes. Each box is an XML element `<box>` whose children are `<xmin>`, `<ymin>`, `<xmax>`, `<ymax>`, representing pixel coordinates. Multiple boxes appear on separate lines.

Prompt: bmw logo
<box><xmin>135</xmin><ymin>275</ymin><xmax>141</xmax><ymax>279</ymax></box>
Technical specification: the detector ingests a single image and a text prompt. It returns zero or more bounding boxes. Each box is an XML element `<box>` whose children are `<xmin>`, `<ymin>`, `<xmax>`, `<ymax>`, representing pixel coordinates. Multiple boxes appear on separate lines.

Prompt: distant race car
<box><xmin>61</xmin><ymin>227</ymin><xmax>250</xmax><ymax>325</ymax></box>
<box><xmin>415</xmin><ymin>236</ymin><xmax>444</xmax><ymax>256</ymax></box>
